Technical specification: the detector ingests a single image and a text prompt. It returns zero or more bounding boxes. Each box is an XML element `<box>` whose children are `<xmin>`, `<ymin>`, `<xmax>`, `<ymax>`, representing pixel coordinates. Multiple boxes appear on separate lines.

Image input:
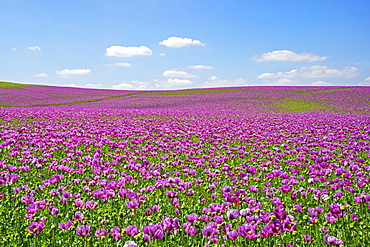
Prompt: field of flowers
<box><xmin>0</xmin><ymin>85</ymin><xmax>369</xmax><ymax>246</ymax></box>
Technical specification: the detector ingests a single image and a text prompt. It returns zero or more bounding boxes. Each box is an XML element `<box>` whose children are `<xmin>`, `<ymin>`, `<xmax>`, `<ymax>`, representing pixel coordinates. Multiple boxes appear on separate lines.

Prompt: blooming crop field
<box><xmin>0</xmin><ymin>83</ymin><xmax>370</xmax><ymax>246</ymax></box>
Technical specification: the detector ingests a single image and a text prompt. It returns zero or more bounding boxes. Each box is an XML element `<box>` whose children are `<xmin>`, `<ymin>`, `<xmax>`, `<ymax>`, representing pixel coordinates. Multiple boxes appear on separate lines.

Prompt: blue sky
<box><xmin>1</xmin><ymin>0</ymin><xmax>370</xmax><ymax>89</ymax></box>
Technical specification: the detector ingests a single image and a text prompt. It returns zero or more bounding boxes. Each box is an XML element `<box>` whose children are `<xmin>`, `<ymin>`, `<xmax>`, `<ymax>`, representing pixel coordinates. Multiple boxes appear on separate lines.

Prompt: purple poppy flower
<box><xmin>62</xmin><ymin>191</ymin><xmax>71</xmax><ymax>199</ymax></box>
<box><xmin>260</xmin><ymin>214</ymin><xmax>270</xmax><ymax>223</ymax></box>
<box><xmin>73</xmin><ymin>211</ymin><xmax>84</xmax><ymax>222</ymax></box>
<box><xmin>209</xmin><ymin>184</ymin><xmax>216</xmax><ymax>191</ymax></box>
<box><xmin>85</xmin><ymin>200</ymin><xmax>98</xmax><ymax>209</ymax></box>
<box><xmin>222</xmin><ymin>223</ymin><xmax>233</xmax><ymax>233</ymax></box>
<box><xmin>186</xmin><ymin>213</ymin><xmax>199</xmax><ymax>222</ymax></box>
<box><xmin>207</xmin><ymin>234</ymin><xmax>217</xmax><ymax>243</ymax></box>
<box><xmin>26</xmin><ymin>204</ymin><xmax>38</xmax><ymax>214</ymax></box>
<box><xmin>240</xmin><ymin>208</ymin><xmax>251</xmax><ymax>217</ymax></box>
<box><xmin>351</xmin><ymin>213</ymin><xmax>359</xmax><ymax>221</ymax></box>
<box><xmin>280</xmin><ymin>184</ymin><xmax>291</xmax><ymax>193</ymax></box>
<box><xmin>76</xmin><ymin>224</ymin><xmax>91</xmax><ymax>237</ymax></box>
<box><xmin>110</xmin><ymin>226</ymin><xmax>121</xmax><ymax>240</ymax></box>
<box><xmin>202</xmin><ymin>225</ymin><xmax>214</xmax><ymax>237</ymax></box>
<box><xmin>221</xmin><ymin>186</ymin><xmax>232</xmax><ymax>194</ymax></box>
<box><xmin>28</xmin><ymin>221</ymin><xmax>44</xmax><ymax>235</ymax></box>
<box><xmin>248</xmin><ymin>185</ymin><xmax>258</xmax><ymax>193</ymax></box>
<box><xmin>326</xmin><ymin>214</ymin><xmax>337</xmax><ymax>224</ymax></box>
<box><xmin>73</xmin><ymin>192</ymin><xmax>81</xmax><ymax>199</ymax></box>
<box><xmin>184</xmin><ymin>222</ymin><xmax>198</xmax><ymax>236</ymax></box>
<box><xmin>227</xmin><ymin>230</ymin><xmax>239</xmax><ymax>240</ymax></box>
<box><xmin>214</xmin><ymin>215</ymin><xmax>224</xmax><ymax>224</ymax></box>
<box><xmin>162</xmin><ymin>217</ymin><xmax>179</xmax><ymax>232</ymax></box>
<box><xmin>238</xmin><ymin>224</ymin><xmax>258</xmax><ymax>239</ymax></box>
<box><xmin>270</xmin><ymin>220</ymin><xmax>283</xmax><ymax>235</ymax></box>
<box><xmin>227</xmin><ymin>209</ymin><xmax>240</xmax><ymax>220</ymax></box>
<box><xmin>283</xmin><ymin>215</ymin><xmax>297</xmax><ymax>232</ymax></box>
<box><xmin>273</xmin><ymin>208</ymin><xmax>287</xmax><ymax>220</ymax></box>
<box><xmin>316</xmin><ymin>206</ymin><xmax>324</xmax><ymax>214</ymax></box>
<box><xmin>60</xmin><ymin>196</ymin><xmax>68</xmax><ymax>203</ymax></box>
<box><xmin>321</xmin><ymin>227</ymin><xmax>330</xmax><ymax>233</ymax></box>
<box><xmin>245</xmin><ymin>215</ymin><xmax>259</xmax><ymax>225</ymax></box>
<box><xmin>59</xmin><ymin>220</ymin><xmax>72</xmax><ymax>229</ymax></box>
<box><xmin>324</xmin><ymin>235</ymin><xmax>344</xmax><ymax>246</ymax></box>
<box><xmin>304</xmin><ymin>234</ymin><xmax>313</xmax><ymax>242</ymax></box>
<box><xmin>94</xmin><ymin>228</ymin><xmax>107</xmax><ymax>238</ymax></box>
<box><xmin>201</xmin><ymin>214</ymin><xmax>211</xmax><ymax>222</ymax></box>
<box><xmin>143</xmin><ymin>223</ymin><xmax>164</xmax><ymax>239</ymax></box>
<box><xmin>292</xmin><ymin>204</ymin><xmax>303</xmax><ymax>213</ymax></box>
<box><xmin>126</xmin><ymin>199</ymin><xmax>140</xmax><ymax>209</ymax></box>
<box><xmin>329</xmin><ymin>203</ymin><xmax>346</xmax><ymax>218</ymax></box>
<box><xmin>49</xmin><ymin>206</ymin><xmax>59</xmax><ymax>216</ymax></box>
<box><xmin>165</xmin><ymin>191</ymin><xmax>178</xmax><ymax>198</ymax></box>
<box><xmin>125</xmin><ymin>225</ymin><xmax>139</xmax><ymax>236</ymax></box>
<box><xmin>74</xmin><ymin>199</ymin><xmax>84</xmax><ymax>208</ymax></box>
<box><xmin>143</xmin><ymin>234</ymin><xmax>151</xmax><ymax>242</ymax></box>
<box><xmin>123</xmin><ymin>241</ymin><xmax>137</xmax><ymax>247</ymax></box>
<box><xmin>172</xmin><ymin>197</ymin><xmax>180</xmax><ymax>207</ymax></box>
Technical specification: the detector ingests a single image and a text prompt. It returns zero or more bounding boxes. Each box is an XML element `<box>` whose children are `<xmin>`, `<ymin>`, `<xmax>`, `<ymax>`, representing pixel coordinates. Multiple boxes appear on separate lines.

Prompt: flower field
<box><xmin>0</xmin><ymin>84</ymin><xmax>370</xmax><ymax>246</ymax></box>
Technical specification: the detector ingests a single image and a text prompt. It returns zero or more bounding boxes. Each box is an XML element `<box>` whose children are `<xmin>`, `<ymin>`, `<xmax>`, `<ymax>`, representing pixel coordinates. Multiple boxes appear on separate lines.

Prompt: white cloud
<box><xmin>28</xmin><ymin>46</ymin><xmax>41</xmax><ymax>51</ymax></box>
<box><xmin>311</xmin><ymin>80</ymin><xmax>333</xmax><ymax>86</ymax></box>
<box><xmin>187</xmin><ymin>65</ymin><xmax>214</xmax><ymax>70</ymax></box>
<box><xmin>61</xmin><ymin>84</ymin><xmax>79</xmax><ymax>87</ymax></box>
<box><xmin>257</xmin><ymin>65</ymin><xmax>358</xmax><ymax>79</ymax></box>
<box><xmin>34</xmin><ymin>73</ymin><xmax>49</xmax><ymax>78</ymax></box>
<box><xmin>154</xmin><ymin>78</ymin><xmax>194</xmax><ymax>88</ymax></box>
<box><xmin>112</xmin><ymin>80</ymin><xmax>150</xmax><ymax>90</ymax></box>
<box><xmin>203</xmin><ymin>76</ymin><xmax>249</xmax><ymax>87</ymax></box>
<box><xmin>159</xmin><ymin>53</ymin><xmax>166</xmax><ymax>56</ymax></box>
<box><xmin>56</xmin><ymin>69</ymin><xmax>91</xmax><ymax>78</ymax></box>
<box><xmin>358</xmin><ymin>77</ymin><xmax>370</xmax><ymax>86</ymax></box>
<box><xmin>12</xmin><ymin>48</ymin><xmax>17</xmax><ymax>51</ymax></box>
<box><xmin>105</xmin><ymin>62</ymin><xmax>132</xmax><ymax>67</ymax></box>
<box><xmin>162</xmin><ymin>69</ymin><xmax>197</xmax><ymax>78</ymax></box>
<box><xmin>274</xmin><ymin>79</ymin><xmax>301</xmax><ymax>85</ymax></box>
<box><xmin>252</xmin><ymin>50</ymin><xmax>328</xmax><ymax>62</ymax></box>
<box><xmin>105</xmin><ymin>45</ymin><xmax>152</xmax><ymax>57</ymax></box>
<box><xmin>159</xmin><ymin>36</ymin><xmax>205</xmax><ymax>48</ymax></box>
<box><xmin>85</xmin><ymin>83</ymin><xmax>104</xmax><ymax>88</ymax></box>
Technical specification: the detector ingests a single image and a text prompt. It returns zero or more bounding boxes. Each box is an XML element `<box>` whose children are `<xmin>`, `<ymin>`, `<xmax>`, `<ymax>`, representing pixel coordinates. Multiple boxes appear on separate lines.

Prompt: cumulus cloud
<box><xmin>56</xmin><ymin>69</ymin><xmax>91</xmax><ymax>78</ymax></box>
<box><xmin>154</xmin><ymin>78</ymin><xmax>194</xmax><ymax>88</ymax></box>
<box><xmin>105</xmin><ymin>45</ymin><xmax>153</xmax><ymax>57</ymax></box>
<box><xmin>203</xmin><ymin>76</ymin><xmax>249</xmax><ymax>87</ymax></box>
<box><xmin>257</xmin><ymin>65</ymin><xmax>358</xmax><ymax>79</ymax></box>
<box><xmin>85</xmin><ymin>83</ymin><xmax>104</xmax><ymax>88</ymax></box>
<box><xmin>252</xmin><ymin>50</ymin><xmax>328</xmax><ymax>62</ymax></box>
<box><xmin>28</xmin><ymin>46</ymin><xmax>41</xmax><ymax>51</ymax></box>
<box><xmin>159</xmin><ymin>36</ymin><xmax>205</xmax><ymax>48</ymax></box>
<box><xmin>358</xmin><ymin>77</ymin><xmax>370</xmax><ymax>86</ymax></box>
<box><xmin>105</xmin><ymin>62</ymin><xmax>132</xmax><ymax>67</ymax></box>
<box><xmin>187</xmin><ymin>65</ymin><xmax>214</xmax><ymax>70</ymax></box>
<box><xmin>112</xmin><ymin>80</ymin><xmax>151</xmax><ymax>90</ymax></box>
<box><xmin>12</xmin><ymin>48</ymin><xmax>17</xmax><ymax>51</ymax></box>
<box><xmin>162</xmin><ymin>69</ymin><xmax>197</xmax><ymax>78</ymax></box>
<box><xmin>159</xmin><ymin>53</ymin><xmax>166</xmax><ymax>56</ymax></box>
<box><xmin>33</xmin><ymin>73</ymin><xmax>49</xmax><ymax>78</ymax></box>
<box><xmin>311</xmin><ymin>80</ymin><xmax>333</xmax><ymax>86</ymax></box>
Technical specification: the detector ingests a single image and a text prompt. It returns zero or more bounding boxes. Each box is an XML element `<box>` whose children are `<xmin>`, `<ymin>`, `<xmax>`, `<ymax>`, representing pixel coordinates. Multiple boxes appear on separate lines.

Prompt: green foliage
<box><xmin>275</xmin><ymin>98</ymin><xmax>333</xmax><ymax>112</ymax></box>
<box><xmin>297</xmin><ymin>87</ymin><xmax>355</xmax><ymax>94</ymax></box>
<box><xmin>0</xmin><ymin>81</ymin><xmax>46</xmax><ymax>87</ymax></box>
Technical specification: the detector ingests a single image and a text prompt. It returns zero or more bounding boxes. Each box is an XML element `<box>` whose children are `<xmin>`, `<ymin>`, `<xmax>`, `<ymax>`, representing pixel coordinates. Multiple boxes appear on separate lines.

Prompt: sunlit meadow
<box><xmin>1</xmin><ymin>82</ymin><xmax>369</xmax><ymax>246</ymax></box>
